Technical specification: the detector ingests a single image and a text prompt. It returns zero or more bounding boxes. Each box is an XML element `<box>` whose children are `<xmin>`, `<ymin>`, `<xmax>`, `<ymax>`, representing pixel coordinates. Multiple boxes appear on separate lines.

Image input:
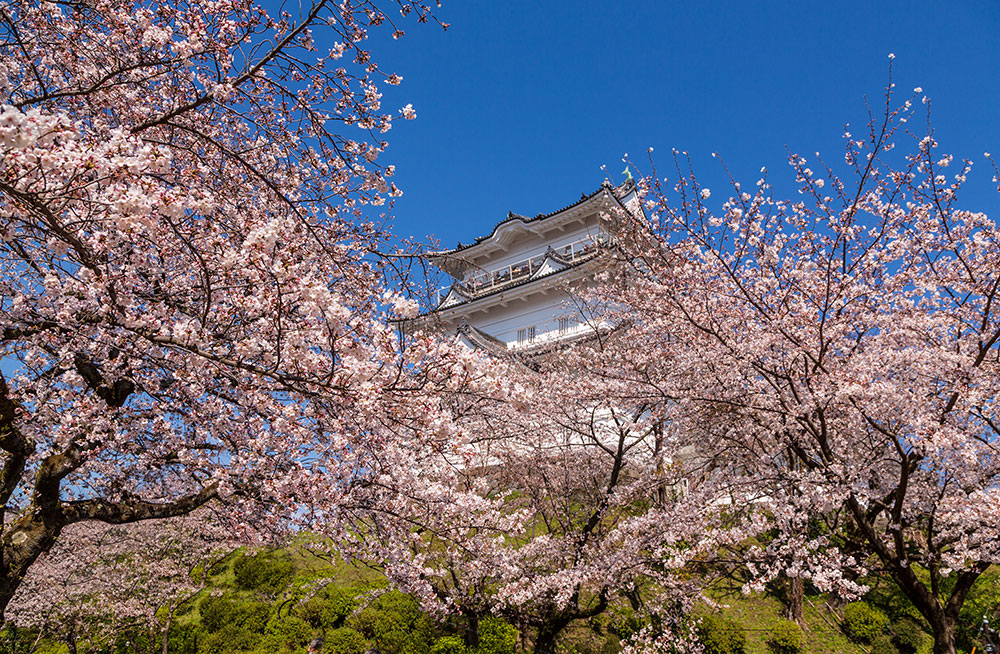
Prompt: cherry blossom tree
<box><xmin>601</xmin><ymin>70</ymin><xmax>1000</xmax><ymax>654</ymax></box>
<box><xmin>0</xmin><ymin>0</ymin><xmax>475</xmax><ymax>618</ymax></box>
<box><xmin>6</xmin><ymin>508</ymin><xmax>233</xmax><ymax>654</ymax></box>
<box><xmin>337</xmin><ymin>326</ymin><xmax>733</xmax><ymax>653</ymax></box>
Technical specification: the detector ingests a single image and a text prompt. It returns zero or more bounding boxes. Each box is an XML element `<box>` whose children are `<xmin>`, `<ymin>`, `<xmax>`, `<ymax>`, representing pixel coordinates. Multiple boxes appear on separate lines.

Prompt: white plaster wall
<box><xmin>465</xmin><ymin>290</ymin><xmax>586</xmax><ymax>345</ymax></box>
<box><xmin>460</xmin><ymin>217</ymin><xmax>605</xmax><ymax>281</ymax></box>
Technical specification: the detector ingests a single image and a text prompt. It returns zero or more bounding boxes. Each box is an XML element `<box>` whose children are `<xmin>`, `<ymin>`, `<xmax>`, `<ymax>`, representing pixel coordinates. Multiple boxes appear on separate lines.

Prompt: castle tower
<box><xmin>425</xmin><ymin>179</ymin><xmax>638</xmax><ymax>352</ymax></box>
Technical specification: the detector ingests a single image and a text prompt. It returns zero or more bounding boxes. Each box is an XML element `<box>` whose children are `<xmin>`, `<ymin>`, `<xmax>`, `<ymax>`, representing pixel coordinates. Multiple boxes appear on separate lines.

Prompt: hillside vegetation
<box><xmin>7</xmin><ymin>540</ymin><xmax>997</xmax><ymax>654</ymax></box>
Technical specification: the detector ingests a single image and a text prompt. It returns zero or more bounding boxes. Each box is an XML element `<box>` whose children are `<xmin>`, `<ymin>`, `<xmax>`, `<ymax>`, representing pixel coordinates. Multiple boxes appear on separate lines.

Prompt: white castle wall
<box><xmin>467</xmin><ymin>290</ymin><xmax>586</xmax><ymax>346</ymax></box>
<box><xmin>459</xmin><ymin>221</ymin><xmax>605</xmax><ymax>282</ymax></box>
<box><xmin>430</xmin><ymin>182</ymin><xmax>636</xmax><ymax>352</ymax></box>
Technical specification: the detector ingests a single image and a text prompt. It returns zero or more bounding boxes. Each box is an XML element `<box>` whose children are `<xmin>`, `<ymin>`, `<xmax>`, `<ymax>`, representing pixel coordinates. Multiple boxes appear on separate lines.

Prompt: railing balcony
<box><xmin>435</xmin><ymin>233</ymin><xmax>611</xmax><ymax>307</ymax></box>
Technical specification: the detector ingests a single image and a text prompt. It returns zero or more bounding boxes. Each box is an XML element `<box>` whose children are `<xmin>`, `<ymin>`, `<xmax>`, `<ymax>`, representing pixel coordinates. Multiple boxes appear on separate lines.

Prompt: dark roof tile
<box><xmin>438</xmin><ymin>179</ymin><xmax>635</xmax><ymax>256</ymax></box>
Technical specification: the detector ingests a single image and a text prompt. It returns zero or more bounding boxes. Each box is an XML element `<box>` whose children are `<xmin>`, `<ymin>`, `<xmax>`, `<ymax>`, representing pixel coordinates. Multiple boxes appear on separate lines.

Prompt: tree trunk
<box><xmin>465</xmin><ymin>613</ymin><xmax>479</xmax><ymax>650</ymax></box>
<box><xmin>534</xmin><ymin>627</ymin><xmax>558</xmax><ymax>654</ymax></box>
<box><xmin>785</xmin><ymin>576</ymin><xmax>803</xmax><ymax>624</ymax></box>
<box><xmin>162</xmin><ymin>606</ymin><xmax>173</xmax><ymax>654</ymax></box>
<box><xmin>534</xmin><ymin>620</ymin><xmax>570</xmax><ymax>654</ymax></box>
<box><xmin>0</xmin><ymin>579</ymin><xmax>17</xmax><ymax>625</ymax></box>
<box><xmin>928</xmin><ymin>611</ymin><xmax>957</xmax><ymax>654</ymax></box>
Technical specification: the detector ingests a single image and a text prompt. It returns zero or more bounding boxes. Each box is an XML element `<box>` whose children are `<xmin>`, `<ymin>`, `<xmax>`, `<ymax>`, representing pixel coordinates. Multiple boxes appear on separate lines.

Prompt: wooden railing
<box><xmin>435</xmin><ymin>233</ymin><xmax>610</xmax><ymax>306</ymax></box>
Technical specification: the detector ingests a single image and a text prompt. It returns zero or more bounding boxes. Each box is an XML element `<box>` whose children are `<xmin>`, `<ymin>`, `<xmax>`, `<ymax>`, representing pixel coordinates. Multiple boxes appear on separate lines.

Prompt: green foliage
<box><xmin>324</xmin><ymin>627</ymin><xmax>367</xmax><ymax>654</ymax></box>
<box><xmin>167</xmin><ymin>623</ymin><xmax>205</xmax><ymax>654</ymax></box>
<box><xmin>198</xmin><ymin>624</ymin><xmax>258</xmax><ymax>654</ymax></box>
<box><xmin>299</xmin><ymin>586</ymin><xmax>361</xmax><ymax>630</ymax></box>
<box><xmin>200</xmin><ymin>596</ymin><xmax>237</xmax><ymax>633</ymax></box>
<box><xmin>477</xmin><ymin>617</ymin><xmax>517</xmax><ymax>654</ymax></box>
<box><xmin>863</xmin><ymin>582</ymin><xmax>923</xmax><ymax>626</ymax></box>
<box><xmin>957</xmin><ymin>568</ymin><xmax>1000</xmax><ymax>651</ymax></box>
<box><xmin>28</xmin><ymin>643</ymin><xmax>65</xmax><ymax>654</ymax></box>
<box><xmin>765</xmin><ymin>619</ymin><xmax>803</xmax><ymax>654</ymax></box>
<box><xmin>235</xmin><ymin>601</ymin><xmax>272</xmax><ymax>634</ymax></box>
<box><xmin>697</xmin><ymin>614</ymin><xmax>747</xmax><ymax>654</ymax></box>
<box><xmin>252</xmin><ymin>616</ymin><xmax>315</xmax><ymax>653</ymax></box>
<box><xmin>605</xmin><ymin>605</ymin><xmax>644</xmax><ymax>641</ymax></box>
<box><xmin>890</xmin><ymin>618</ymin><xmax>925</xmax><ymax>654</ymax></box>
<box><xmin>346</xmin><ymin>591</ymin><xmax>433</xmax><ymax>654</ymax></box>
<box><xmin>114</xmin><ymin>628</ymin><xmax>158</xmax><ymax>653</ymax></box>
<box><xmin>430</xmin><ymin>635</ymin><xmax>467</xmax><ymax>654</ymax></box>
<box><xmin>0</xmin><ymin>627</ymin><xmax>42</xmax><ymax>654</ymax></box>
<box><xmin>200</xmin><ymin>595</ymin><xmax>271</xmax><ymax>635</ymax></box>
<box><xmin>842</xmin><ymin>601</ymin><xmax>888</xmax><ymax>644</ymax></box>
<box><xmin>870</xmin><ymin>634</ymin><xmax>899</xmax><ymax>654</ymax></box>
<box><xmin>233</xmin><ymin>550</ymin><xmax>295</xmax><ymax>594</ymax></box>
<box><xmin>175</xmin><ymin>601</ymin><xmax>196</xmax><ymax>618</ymax></box>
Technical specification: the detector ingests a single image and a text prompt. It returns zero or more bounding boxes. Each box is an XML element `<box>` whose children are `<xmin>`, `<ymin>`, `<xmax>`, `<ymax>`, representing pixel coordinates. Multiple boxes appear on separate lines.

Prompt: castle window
<box><xmin>558</xmin><ymin>316</ymin><xmax>574</xmax><ymax>335</ymax></box>
<box><xmin>517</xmin><ymin>326</ymin><xmax>536</xmax><ymax>345</ymax></box>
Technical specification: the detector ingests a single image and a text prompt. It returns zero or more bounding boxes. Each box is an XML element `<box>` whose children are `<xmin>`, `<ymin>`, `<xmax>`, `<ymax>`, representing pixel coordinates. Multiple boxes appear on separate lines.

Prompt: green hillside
<box><xmin>7</xmin><ymin>543</ymin><xmax>996</xmax><ymax>654</ymax></box>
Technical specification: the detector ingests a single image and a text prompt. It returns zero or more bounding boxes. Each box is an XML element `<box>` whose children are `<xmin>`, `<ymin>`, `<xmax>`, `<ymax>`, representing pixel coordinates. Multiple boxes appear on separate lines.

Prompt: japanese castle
<box><xmin>425</xmin><ymin>179</ymin><xmax>639</xmax><ymax>353</ymax></box>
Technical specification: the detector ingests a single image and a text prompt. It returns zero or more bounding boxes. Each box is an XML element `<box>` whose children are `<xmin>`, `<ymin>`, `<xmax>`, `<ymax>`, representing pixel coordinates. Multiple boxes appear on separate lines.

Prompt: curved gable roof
<box><xmin>427</xmin><ymin>179</ymin><xmax>635</xmax><ymax>274</ymax></box>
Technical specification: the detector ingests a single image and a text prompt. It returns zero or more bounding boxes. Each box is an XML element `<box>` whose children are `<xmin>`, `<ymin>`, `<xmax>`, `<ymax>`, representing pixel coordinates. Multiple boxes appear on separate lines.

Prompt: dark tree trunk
<box><xmin>842</xmin><ymin>497</ymin><xmax>984</xmax><ymax>654</ymax></box>
<box><xmin>785</xmin><ymin>576</ymin><xmax>804</xmax><ymax>624</ymax></box>
<box><xmin>534</xmin><ymin>627</ymin><xmax>559</xmax><ymax>654</ymax></box>
<box><xmin>465</xmin><ymin>613</ymin><xmax>479</xmax><ymax>650</ymax></box>
<box><xmin>534</xmin><ymin>618</ymin><xmax>571</xmax><ymax>654</ymax></box>
<box><xmin>162</xmin><ymin>606</ymin><xmax>173</xmax><ymax>654</ymax></box>
<box><xmin>928</xmin><ymin>611</ymin><xmax>957</xmax><ymax>654</ymax></box>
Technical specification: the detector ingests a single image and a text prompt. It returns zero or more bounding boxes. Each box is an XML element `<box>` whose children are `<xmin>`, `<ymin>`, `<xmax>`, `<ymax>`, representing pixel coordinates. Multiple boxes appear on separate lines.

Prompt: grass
<box><xmin>175</xmin><ymin>539</ymin><xmax>386</xmax><ymax>629</ymax></box>
<box><xmin>701</xmin><ymin>592</ymin><xmax>865</xmax><ymax>654</ymax></box>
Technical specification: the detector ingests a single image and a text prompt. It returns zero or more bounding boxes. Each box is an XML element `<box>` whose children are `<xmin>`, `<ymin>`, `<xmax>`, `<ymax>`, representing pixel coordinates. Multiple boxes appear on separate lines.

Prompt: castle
<box><xmin>424</xmin><ymin>179</ymin><xmax>638</xmax><ymax>352</ymax></box>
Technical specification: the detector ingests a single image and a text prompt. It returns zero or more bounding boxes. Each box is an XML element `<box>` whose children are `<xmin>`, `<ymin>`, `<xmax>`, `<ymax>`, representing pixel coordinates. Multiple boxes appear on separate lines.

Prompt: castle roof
<box><xmin>432</xmin><ymin>243</ymin><xmax>608</xmax><ymax>313</ymax></box>
<box><xmin>427</xmin><ymin>178</ymin><xmax>635</xmax><ymax>277</ymax></box>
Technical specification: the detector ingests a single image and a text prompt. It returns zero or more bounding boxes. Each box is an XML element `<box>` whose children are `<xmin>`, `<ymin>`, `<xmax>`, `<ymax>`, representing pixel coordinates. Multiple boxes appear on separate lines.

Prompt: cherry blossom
<box><xmin>606</xmin><ymin>75</ymin><xmax>1000</xmax><ymax>654</ymax></box>
<box><xmin>0</xmin><ymin>0</ymin><xmax>474</xmax><ymax>617</ymax></box>
<box><xmin>7</xmin><ymin>509</ymin><xmax>234</xmax><ymax>652</ymax></box>
<box><xmin>338</xmin><ymin>320</ymin><xmax>737</xmax><ymax>652</ymax></box>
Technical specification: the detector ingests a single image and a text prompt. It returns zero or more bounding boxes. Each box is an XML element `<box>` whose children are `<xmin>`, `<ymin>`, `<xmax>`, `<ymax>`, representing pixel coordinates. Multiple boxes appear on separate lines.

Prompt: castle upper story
<box><xmin>424</xmin><ymin>179</ymin><xmax>639</xmax><ymax>352</ymax></box>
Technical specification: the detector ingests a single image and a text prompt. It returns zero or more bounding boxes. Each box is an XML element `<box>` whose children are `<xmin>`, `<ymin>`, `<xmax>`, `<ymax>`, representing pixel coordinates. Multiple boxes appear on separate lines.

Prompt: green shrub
<box><xmin>234</xmin><ymin>601</ymin><xmax>272</xmax><ymax>633</ymax></box>
<box><xmin>200</xmin><ymin>596</ymin><xmax>236</xmax><ymax>633</ymax></box>
<box><xmin>766</xmin><ymin>620</ymin><xmax>803</xmax><ymax>654</ymax></box>
<box><xmin>430</xmin><ymin>635</ymin><xmax>467</xmax><ymax>654</ymax></box>
<box><xmin>478</xmin><ymin>617</ymin><xmax>517</xmax><ymax>654</ymax></box>
<box><xmin>233</xmin><ymin>550</ymin><xmax>294</xmax><ymax>594</ymax></box>
<box><xmin>163</xmin><ymin>625</ymin><xmax>198</xmax><ymax>654</ymax></box>
<box><xmin>266</xmin><ymin>615</ymin><xmax>313</xmax><ymax>640</ymax></box>
<box><xmin>842</xmin><ymin>602</ymin><xmax>888</xmax><ymax>644</ymax></box>
<box><xmin>324</xmin><ymin>627</ymin><xmax>367</xmax><ymax>654</ymax></box>
<box><xmin>697</xmin><ymin>614</ymin><xmax>747</xmax><ymax>654</ymax></box>
<box><xmin>200</xmin><ymin>595</ymin><xmax>271</xmax><ymax>635</ymax></box>
<box><xmin>253</xmin><ymin>616</ymin><xmax>315</xmax><ymax>654</ymax></box>
<box><xmin>891</xmin><ymin>619</ymin><xmax>925</xmax><ymax>654</ymax></box>
<box><xmin>0</xmin><ymin>626</ymin><xmax>39</xmax><ymax>654</ymax></box>
<box><xmin>166</xmin><ymin>624</ymin><xmax>205</xmax><ymax>654</ymax></box>
<box><xmin>870</xmin><ymin>634</ymin><xmax>899</xmax><ymax>654</ymax></box>
<box><xmin>346</xmin><ymin>591</ymin><xmax>432</xmax><ymax>654</ymax></box>
<box><xmin>197</xmin><ymin>624</ymin><xmax>257</xmax><ymax>654</ymax></box>
<box><xmin>109</xmin><ymin>627</ymin><xmax>156</xmax><ymax>654</ymax></box>
<box><xmin>863</xmin><ymin>581</ymin><xmax>923</xmax><ymax>626</ymax></box>
<box><xmin>299</xmin><ymin>587</ymin><xmax>361</xmax><ymax>630</ymax></box>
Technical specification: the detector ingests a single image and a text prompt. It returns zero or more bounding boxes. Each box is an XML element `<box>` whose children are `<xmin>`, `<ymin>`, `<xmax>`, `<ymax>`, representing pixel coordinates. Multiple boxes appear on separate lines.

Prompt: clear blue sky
<box><xmin>366</xmin><ymin>0</ymin><xmax>1000</xmax><ymax>251</ymax></box>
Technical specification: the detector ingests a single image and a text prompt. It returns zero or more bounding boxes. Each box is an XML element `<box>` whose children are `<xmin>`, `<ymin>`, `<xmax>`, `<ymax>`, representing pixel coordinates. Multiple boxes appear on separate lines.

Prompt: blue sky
<box><xmin>366</xmin><ymin>0</ymin><xmax>1000</xmax><ymax>251</ymax></box>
